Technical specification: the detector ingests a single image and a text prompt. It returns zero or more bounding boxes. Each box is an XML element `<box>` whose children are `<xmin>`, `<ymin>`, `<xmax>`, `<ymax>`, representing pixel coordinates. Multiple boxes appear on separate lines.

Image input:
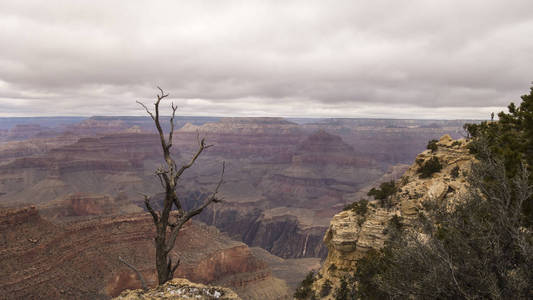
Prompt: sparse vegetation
<box><xmin>417</xmin><ymin>156</ymin><xmax>442</xmax><ymax>178</ymax></box>
<box><xmin>294</xmin><ymin>271</ymin><xmax>316</xmax><ymax>299</ymax></box>
<box><xmin>328</xmin><ymin>263</ymin><xmax>337</xmax><ymax>272</ymax></box>
<box><xmin>381</xmin><ymin>214</ymin><xmax>404</xmax><ymax>237</ymax></box>
<box><xmin>351</xmin><ymin>86</ymin><xmax>533</xmax><ymax>299</ymax></box>
<box><xmin>427</xmin><ymin>139</ymin><xmax>438</xmax><ymax>152</ymax></box>
<box><xmin>464</xmin><ymin>85</ymin><xmax>533</xmax><ymax>224</ymax></box>
<box><xmin>320</xmin><ymin>279</ymin><xmax>333</xmax><ymax>297</ymax></box>
<box><xmin>334</xmin><ymin>276</ymin><xmax>356</xmax><ymax>300</ymax></box>
<box><xmin>450</xmin><ymin>165</ymin><xmax>460</xmax><ymax>178</ymax></box>
<box><xmin>388</xmin><ymin>215</ymin><xmax>403</xmax><ymax>232</ymax></box>
<box><xmin>367</xmin><ymin>181</ymin><xmax>397</xmax><ymax>208</ymax></box>
<box><xmin>343</xmin><ymin>199</ymin><xmax>368</xmax><ymax>216</ymax></box>
<box><xmin>452</xmin><ymin>140</ymin><xmax>462</xmax><ymax>147</ymax></box>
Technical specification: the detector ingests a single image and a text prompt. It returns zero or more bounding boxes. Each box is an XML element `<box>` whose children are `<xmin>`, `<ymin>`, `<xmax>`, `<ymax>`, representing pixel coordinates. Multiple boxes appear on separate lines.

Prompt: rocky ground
<box><xmin>113</xmin><ymin>278</ymin><xmax>241</xmax><ymax>300</ymax></box>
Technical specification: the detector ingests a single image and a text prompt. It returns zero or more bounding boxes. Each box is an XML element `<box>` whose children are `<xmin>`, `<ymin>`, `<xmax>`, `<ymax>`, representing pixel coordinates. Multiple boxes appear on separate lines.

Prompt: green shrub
<box><xmin>320</xmin><ymin>279</ymin><xmax>333</xmax><ymax>297</ymax></box>
<box><xmin>389</xmin><ymin>215</ymin><xmax>403</xmax><ymax>231</ymax></box>
<box><xmin>417</xmin><ymin>157</ymin><xmax>442</xmax><ymax>178</ymax></box>
<box><xmin>294</xmin><ymin>271</ymin><xmax>315</xmax><ymax>299</ymax></box>
<box><xmin>368</xmin><ymin>181</ymin><xmax>397</xmax><ymax>208</ymax></box>
<box><xmin>334</xmin><ymin>276</ymin><xmax>355</xmax><ymax>300</ymax></box>
<box><xmin>464</xmin><ymin>86</ymin><xmax>533</xmax><ymax>223</ymax></box>
<box><xmin>427</xmin><ymin>139</ymin><xmax>438</xmax><ymax>152</ymax></box>
<box><xmin>354</xmin><ymin>138</ymin><xmax>533</xmax><ymax>299</ymax></box>
<box><xmin>352</xmin><ymin>85</ymin><xmax>533</xmax><ymax>299</ymax></box>
<box><xmin>344</xmin><ymin>199</ymin><xmax>368</xmax><ymax>215</ymax></box>
<box><xmin>450</xmin><ymin>166</ymin><xmax>460</xmax><ymax>178</ymax></box>
<box><xmin>328</xmin><ymin>263</ymin><xmax>337</xmax><ymax>272</ymax></box>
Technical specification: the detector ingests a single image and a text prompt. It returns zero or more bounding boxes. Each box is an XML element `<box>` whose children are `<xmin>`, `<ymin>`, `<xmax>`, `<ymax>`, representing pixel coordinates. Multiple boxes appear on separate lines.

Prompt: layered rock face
<box><xmin>312</xmin><ymin>135</ymin><xmax>474</xmax><ymax>297</ymax></box>
<box><xmin>0</xmin><ymin>117</ymin><xmax>467</xmax><ymax>264</ymax></box>
<box><xmin>182</xmin><ymin>128</ymin><xmax>382</xmax><ymax>258</ymax></box>
<box><xmin>194</xmin><ymin>203</ymin><xmax>329</xmax><ymax>258</ymax></box>
<box><xmin>0</xmin><ymin>134</ymin><xmax>80</xmax><ymax>164</ymax></box>
<box><xmin>0</xmin><ymin>133</ymin><xmax>167</xmax><ymax>207</ymax></box>
<box><xmin>65</xmin><ymin>116</ymin><xmax>217</xmax><ymax>137</ymax></box>
<box><xmin>0</xmin><ymin>207</ymin><xmax>291</xmax><ymax>300</ymax></box>
<box><xmin>304</xmin><ymin>119</ymin><xmax>466</xmax><ymax>166</ymax></box>
<box><xmin>262</xmin><ymin>130</ymin><xmax>381</xmax><ymax>209</ymax></box>
<box><xmin>178</xmin><ymin>117</ymin><xmax>302</xmax><ymax>161</ymax></box>
<box><xmin>6</xmin><ymin>124</ymin><xmax>51</xmax><ymax>140</ymax></box>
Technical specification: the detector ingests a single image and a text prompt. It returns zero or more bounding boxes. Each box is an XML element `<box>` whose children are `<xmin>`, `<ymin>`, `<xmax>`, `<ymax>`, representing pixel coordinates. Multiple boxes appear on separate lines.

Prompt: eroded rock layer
<box><xmin>0</xmin><ymin>117</ymin><xmax>467</xmax><ymax>262</ymax></box>
<box><xmin>0</xmin><ymin>207</ymin><xmax>290</xmax><ymax>300</ymax></box>
<box><xmin>312</xmin><ymin>135</ymin><xmax>474</xmax><ymax>297</ymax></box>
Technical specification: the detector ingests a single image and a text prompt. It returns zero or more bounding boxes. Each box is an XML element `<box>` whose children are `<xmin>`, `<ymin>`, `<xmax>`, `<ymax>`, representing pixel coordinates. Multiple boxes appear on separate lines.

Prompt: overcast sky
<box><xmin>1</xmin><ymin>1</ymin><xmax>532</xmax><ymax>119</ymax></box>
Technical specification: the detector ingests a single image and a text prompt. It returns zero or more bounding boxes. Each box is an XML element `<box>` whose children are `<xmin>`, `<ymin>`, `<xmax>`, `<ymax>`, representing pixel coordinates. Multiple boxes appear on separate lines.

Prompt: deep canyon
<box><xmin>0</xmin><ymin>116</ymin><xmax>467</xmax><ymax>299</ymax></box>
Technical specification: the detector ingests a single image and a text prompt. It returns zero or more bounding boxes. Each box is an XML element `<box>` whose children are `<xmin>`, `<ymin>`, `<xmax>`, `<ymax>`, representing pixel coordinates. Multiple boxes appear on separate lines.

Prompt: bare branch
<box><xmin>152</xmin><ymin>88</ymin><xmax>171</xmax><ymax>160</ymax></box>
<box><xmin>155</xmin><ymin>172</ymin><xmax>166</xmax><ymax>189</ymax></box>
<box><xmin>157</xmin><ymin>86</ymin><xmax>169</xmax><ymax>100</ymax></box>
<box><xmin>155</xmin><ymin>167</ymin><xmax>171</xmax><ymax>186</ymax></box>
<box><xmin>138</xmin><ymin>192</ymin><xmax>159</xmax><ymax>225</ymax></box>
<box><xmin>168</xmin><ymin>102</ymin><xmax>178</xmax><ymax>150</ymax></box>
<box><xmin>166</xmin><ymin>162</ymin><xmax>225</xmax><ymax>253</ymax></box>
<box><xmin>118</xmin><ymin>256</ymin><xmax>148</xmax><ymax>291</ymax></box>
<box><xmin>136</xmin><ymin>101</ymin><xmax>155</xmax><ymax>120</ymax></box>
<box><xmin>170</xmin><ymin>258</ymin><xmax>180</xmax><ymax>278</ymax></box>
<box><xmin>173</xmin><ymin>138</ymin><xmax>208</xmax><ymax>185</ymax></box>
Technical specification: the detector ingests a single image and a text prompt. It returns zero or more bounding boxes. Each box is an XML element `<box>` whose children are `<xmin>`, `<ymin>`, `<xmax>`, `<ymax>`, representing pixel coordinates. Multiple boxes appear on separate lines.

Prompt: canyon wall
<box><xmin>0</xmin><ymin>117</ymin><xmax>467</xmax><ymax>263</ymax></box>
<box><xmin>0</xmin><ymin>207</ymin><xmax>291</xmax><ymax>300</ymax></box>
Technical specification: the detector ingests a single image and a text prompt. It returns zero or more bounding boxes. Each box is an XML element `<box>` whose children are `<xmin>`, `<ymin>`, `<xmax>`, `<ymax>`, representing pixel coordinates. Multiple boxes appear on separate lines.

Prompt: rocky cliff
<box><xmin>311</xmin><ymin>134</ymin><xmax>474</xmax><ymax>298</ymax></box>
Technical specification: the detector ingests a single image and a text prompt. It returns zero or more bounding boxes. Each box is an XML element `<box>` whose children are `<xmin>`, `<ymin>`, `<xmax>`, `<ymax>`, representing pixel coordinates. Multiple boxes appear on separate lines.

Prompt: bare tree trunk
<box><xmin>155</xmin><ymin>237</ymin><xmax>170</xmax><ymax>284</ymax></box>
<box><xmin>137</xmin><ymin>87</ymin><xmax>224</xmax><ymax>285</ymax></box>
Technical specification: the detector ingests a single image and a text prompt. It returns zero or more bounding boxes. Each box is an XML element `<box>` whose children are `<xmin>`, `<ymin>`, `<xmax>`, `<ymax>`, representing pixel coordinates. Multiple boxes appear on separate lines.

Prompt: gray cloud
<box><xmin>0</xmin><ymin>0</ymin><xmax>532</xmax><ymax>118</ymax></box>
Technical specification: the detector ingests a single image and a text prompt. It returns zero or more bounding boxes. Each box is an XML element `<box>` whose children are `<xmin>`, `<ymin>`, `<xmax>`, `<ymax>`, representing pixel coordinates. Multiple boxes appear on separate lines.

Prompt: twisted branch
<box><xmin>166</xmin><ymin>161</ymin><xmax>225</xmax><ymax>253</ymax></box>
<box><xmin>138</xmin><ymin>192</ymin><xmax>159</xmax><ymax>225</ymax></box>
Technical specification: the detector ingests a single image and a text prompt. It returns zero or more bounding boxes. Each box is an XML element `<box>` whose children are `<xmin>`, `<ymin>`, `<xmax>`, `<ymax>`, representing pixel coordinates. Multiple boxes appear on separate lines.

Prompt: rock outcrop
<box><xmin>113</xmin><ymin>278</ymin><xmax>241</xmax><ymax>300</ymax></box>
<box><xmin>312</xmin><ymin>135</ymin><xmax>474</xmax><ymax>297</ymax></box>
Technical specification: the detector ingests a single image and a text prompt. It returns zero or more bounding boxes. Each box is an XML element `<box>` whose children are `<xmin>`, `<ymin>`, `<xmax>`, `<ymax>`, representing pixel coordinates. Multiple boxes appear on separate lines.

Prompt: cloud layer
<box><xmin>1</xmin><ymin>0</ymin><xmax>533</xmax><ymax>118</ymax></box>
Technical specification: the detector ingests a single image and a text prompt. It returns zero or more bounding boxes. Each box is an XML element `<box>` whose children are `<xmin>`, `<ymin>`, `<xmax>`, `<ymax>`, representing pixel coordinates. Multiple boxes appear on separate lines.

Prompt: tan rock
<box><xmin>427</xmin><ymin>180</ymin><xmax>448</xmax><ymax>202</ymax></box>
<box><xmin>113</xmin><ymin>278</ymin><xmax>241</xmax><ymax>300</ymax></box>
<box><xmin>311</xmin><ymin>135</ymin><xmax>475</xmax><ymax>298</ymax></box>
<box><xmin>437</xmin><ymin>134</ymin><xmax>453</xmax><ymax>147</ymax></box>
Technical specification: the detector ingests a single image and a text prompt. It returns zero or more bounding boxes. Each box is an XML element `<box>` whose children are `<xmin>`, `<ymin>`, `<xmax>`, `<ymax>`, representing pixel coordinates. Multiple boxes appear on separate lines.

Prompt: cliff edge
<box><xmin>311</xmin><ymin>134</ymin><xmax>474</xmax><ymax>298</ymax></box>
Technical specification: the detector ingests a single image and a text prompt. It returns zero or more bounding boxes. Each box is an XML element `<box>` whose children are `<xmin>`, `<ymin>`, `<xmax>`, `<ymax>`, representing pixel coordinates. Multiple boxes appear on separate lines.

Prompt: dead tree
<box><xmin>137</xmin><ymin>87</ymin><xmax>224</xmax><ymax>285</ymax></box>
